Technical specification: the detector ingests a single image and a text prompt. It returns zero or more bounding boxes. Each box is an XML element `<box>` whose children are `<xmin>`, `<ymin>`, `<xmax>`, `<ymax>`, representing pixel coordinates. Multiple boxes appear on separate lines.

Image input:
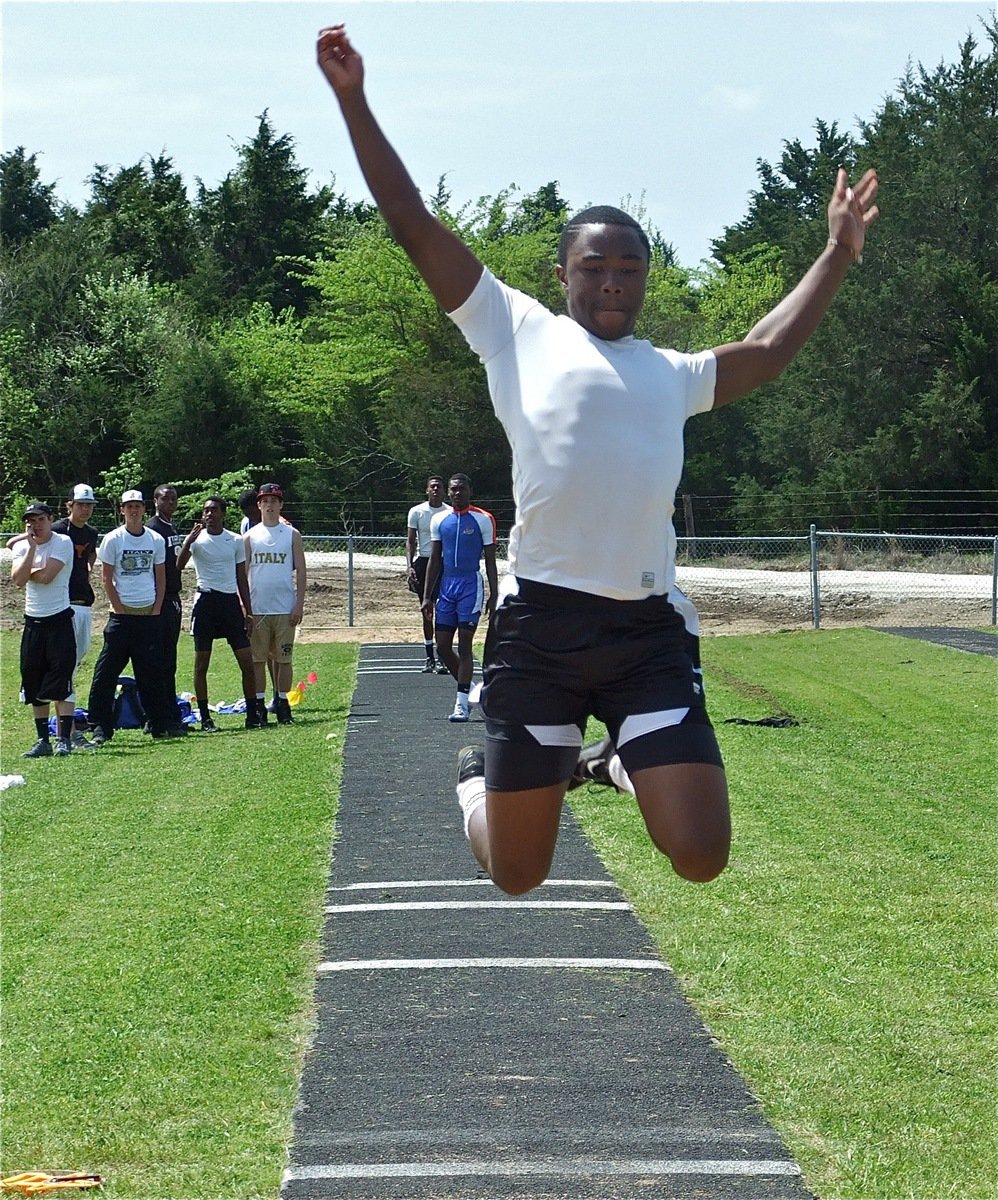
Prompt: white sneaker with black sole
<box><xmin>448</xmin><ymin>693</ymin><xmax>470</xmax><ymax>723</ymax></box>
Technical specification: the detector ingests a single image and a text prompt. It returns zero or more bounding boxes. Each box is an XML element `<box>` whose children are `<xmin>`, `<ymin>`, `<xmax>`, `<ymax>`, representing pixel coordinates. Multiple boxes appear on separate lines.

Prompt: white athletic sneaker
<box><xmin>448</xmin><ymin>694</ymin><xmax>470</xmax><ymax>723</ymax></box>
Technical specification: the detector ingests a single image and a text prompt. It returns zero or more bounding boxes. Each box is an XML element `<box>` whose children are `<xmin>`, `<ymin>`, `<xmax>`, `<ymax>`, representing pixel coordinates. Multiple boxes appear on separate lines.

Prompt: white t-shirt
<box><xmin>188</xmin><ymin>528</ymin><xmax>245</xmax><ymax>593</ymax></box>
<box><xmin>448</xmin><ymin>269</ymin><xmax>716</xmax><ymax>601</ymax></box>
<box><xmin>407</xmin><ymin>501</ymin><xmax>452</xmax><ymax>558</ymax></box>
<box><xmin>98</xmin><ymin>525</ymin><xmax>166</xmax><ymax>608</ymax></box>
<box><xmin>246</xmin><ymin>522</ymin><xmax>296</xmax><ymax>614</ymax></box>
<box><xmin>14</xmin><ymin>533</ymin><xmax>73</xmax><ymax>617</ymax></box>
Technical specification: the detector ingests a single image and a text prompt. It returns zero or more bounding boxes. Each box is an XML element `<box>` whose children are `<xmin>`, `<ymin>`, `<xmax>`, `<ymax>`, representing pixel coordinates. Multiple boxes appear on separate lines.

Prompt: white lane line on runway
<box><xmin>325</xmin><ymin>900</ymin><xmax>631</xmax><ymax>913</ymax></box>
<box><xmin>317</xmin><ymin>957</ymin><xmax>668</xmax><ymax>972</ymax></box>
<box><xmin>284</xmin><ymin>1158</ymin><xmax>802</xmax><ymax>1181</ymax></box>
<box><xmin>328</xmin><ymin>878</ymin><xmax>616</xmax><ymax>891</ymax></box>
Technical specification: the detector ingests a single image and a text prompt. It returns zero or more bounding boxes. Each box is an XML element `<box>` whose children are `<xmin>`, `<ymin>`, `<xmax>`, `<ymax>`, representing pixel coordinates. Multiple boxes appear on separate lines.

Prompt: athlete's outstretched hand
<box><xmin>827</xmin><ymin>167</ymin><xmax>879</xmax><ymax>262</ymax></box>
<box><xmin>317</xmin><ymin>24</ymin><xmax>364</xmax><ymax>99</ymax></box>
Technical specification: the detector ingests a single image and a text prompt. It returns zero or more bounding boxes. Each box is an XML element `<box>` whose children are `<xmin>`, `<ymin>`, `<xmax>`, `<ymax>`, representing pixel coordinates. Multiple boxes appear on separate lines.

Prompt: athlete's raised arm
<box><xmin>317</xmin><ymin>24</ymin><xmax>483</xmax><ymax>313</ymax></box>
<box><xmin>712</xmin><ymin>167</ymin><xmax>879</xmax><ymax>408</ymax></box>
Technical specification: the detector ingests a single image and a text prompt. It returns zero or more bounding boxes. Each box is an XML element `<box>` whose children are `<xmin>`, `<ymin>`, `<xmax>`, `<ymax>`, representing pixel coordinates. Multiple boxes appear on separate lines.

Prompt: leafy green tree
<box><xmin>86</xmin><ymin>154</ymin><xmax>198</xmax><ymax>283</ymax></box>
<box><xmin>195</xmin><ymin>112</ymin><xmax>334</xmax><ymax>316</ymax></box>
<box><xmin>0</xmin><ymin>147</ymin><xmax>59</xmax><ymax>247</ymax></box>
<box><xmin>134</xmin><ymin>340</ymin><xmax>280</xmax><ymax>483</ymax></box>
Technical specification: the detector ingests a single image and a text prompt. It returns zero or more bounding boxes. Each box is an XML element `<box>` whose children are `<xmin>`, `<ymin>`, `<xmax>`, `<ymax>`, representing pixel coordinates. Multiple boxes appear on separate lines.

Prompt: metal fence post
<box><xmin>992</xmin><ymin>536</ymin><xmax>997</xmax><ymax>627</ymax></box>
<box><xmin>810</xmin><ymin>524</ymin><xmax>821</xmax><ymax>629</ymax></box>
<box><xmin>347</xmin><ymin>535</ymin><xmax>355</xmax><ymax>627</ymax></box>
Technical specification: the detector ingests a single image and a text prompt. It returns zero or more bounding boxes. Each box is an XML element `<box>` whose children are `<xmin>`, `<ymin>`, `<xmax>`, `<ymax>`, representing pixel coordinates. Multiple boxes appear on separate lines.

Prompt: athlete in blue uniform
<box><xmin>423</xmin><ymin>474</ymin><xmax>498</xmax><ymax>722</ymax></box>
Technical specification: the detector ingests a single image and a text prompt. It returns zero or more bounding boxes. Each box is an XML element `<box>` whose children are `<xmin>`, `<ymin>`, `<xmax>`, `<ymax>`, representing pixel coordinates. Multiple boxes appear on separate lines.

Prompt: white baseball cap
<box><xmin>121</xmin><ymin>489</ymin><xmax>145</xmax><ymax>503</ymax></box>
<box><xmin>72</xmin><ymin>484</ymin><xmax>96</xmax><ymax>503</ymax></box>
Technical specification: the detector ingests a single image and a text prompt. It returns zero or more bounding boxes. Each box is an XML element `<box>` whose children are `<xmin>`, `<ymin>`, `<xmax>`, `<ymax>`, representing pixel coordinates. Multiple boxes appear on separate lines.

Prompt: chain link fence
<box><xmin>294</xmin><ymin>529</ymin><xmax>997</xmax><ymax>636</ymax></box>
<box><xmin>3</xmin><ymin>529</ymin><xmax>994</xmax><ymax>637</ymax></box>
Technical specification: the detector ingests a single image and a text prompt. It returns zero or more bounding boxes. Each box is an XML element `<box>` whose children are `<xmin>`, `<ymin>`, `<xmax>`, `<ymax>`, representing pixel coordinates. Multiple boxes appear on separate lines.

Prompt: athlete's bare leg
<box><xmin>465</xmin><ymin>782</ymin><xmax>567</xmax><ymax>895</ymax></box>
<box><xmin>455</xmin><ymin>625</ymin><xmax>476</xmax><ymax>688</ymax></box>
<box><xmin>434</xmin><ymin>628</ymin><xmax>460</xmax><ymax>679</ymax></box>
<box><xmin>630</xmin><ymin>763</ymin><xmax>730</xmax><ymax>882</ymax></box>
<box><xmin>193</xmin><ymin>647</ymin><xmax>213</xmax><ymax>721</ymax></box>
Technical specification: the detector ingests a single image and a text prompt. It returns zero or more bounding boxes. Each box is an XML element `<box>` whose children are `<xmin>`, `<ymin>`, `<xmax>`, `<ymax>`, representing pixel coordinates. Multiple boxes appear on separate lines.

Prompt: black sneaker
<box><xmin>566</xmin><ymin>734</ymin><xmax>620</xmax><ymax>792</ymax></box>
<box><xmin>434</xmin><ymin>660</ymin><xmax>451</xmax><ymax>675</ymax></box>
<box><xmin>420</xmin><ymin>659</ymin><xmax>435</xmax><ymax>674</ymax></box>
<box><xmin>258</xmin><ymin>699</ymin><xmax>270</xmax><ymax>727</ymax></box>
<box><xmin>275</xmin><ymin>697</ymin><xmax>293</xmax><ymax>725</ymax></box>
<box><xmin>90</xmin><ymin>727</ymin><xmax>110</xmax><ymax>747</ymax></box>
<box><xmin>201</xmin><ymin>717</ymin><xmax>220</xmax><ymax>734</ymax></box>
<box><xmin>22</xmin><ymin>738</ymin><xmax>53</xmax><ymax>759</ymax></box>
<box><xmin>245</xmin><ymin>707</ymin><xmax>263</xmax><ymax>730</ymax></box>
<box><xmin>456</xmin><ymin>745</ymin><xmax>485</xmax><ymax>784</ymax></box>
<box><xmin>53</xmin><ymin>737</ymin><xmax>73</xmax><ymax>756</ymax></box>
<box><xmin>151</xmin><ymin>726</ymin><xmax>187</xmax><ymax>739</ymax></box>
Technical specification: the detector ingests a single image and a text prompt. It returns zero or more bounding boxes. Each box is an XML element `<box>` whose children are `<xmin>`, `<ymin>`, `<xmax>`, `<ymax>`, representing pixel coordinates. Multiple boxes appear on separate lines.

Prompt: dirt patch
<box><xmin>2</xmin><ymin>551</ymin><xmax>992</xmax><ymax>643</ymax></box>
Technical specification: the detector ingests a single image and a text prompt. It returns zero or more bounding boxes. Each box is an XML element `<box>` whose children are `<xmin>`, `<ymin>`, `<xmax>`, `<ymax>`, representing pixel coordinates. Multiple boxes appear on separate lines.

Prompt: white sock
<box><xmin>456</xmin><ymin>777</ymin><xmax>487</xmax><ymax>837</ymax></box>
<box><xmin>608</xmin><ymin>753</ymin><xmax>634</xmax><ymax>795</ymax></box>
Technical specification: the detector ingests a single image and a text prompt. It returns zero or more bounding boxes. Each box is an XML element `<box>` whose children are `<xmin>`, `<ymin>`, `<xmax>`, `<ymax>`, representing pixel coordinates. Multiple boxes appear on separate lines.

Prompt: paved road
<box><xmin>282</xmin><ymin>645</ymin><xmax>812</xmax><ymax>1200</ymax></box>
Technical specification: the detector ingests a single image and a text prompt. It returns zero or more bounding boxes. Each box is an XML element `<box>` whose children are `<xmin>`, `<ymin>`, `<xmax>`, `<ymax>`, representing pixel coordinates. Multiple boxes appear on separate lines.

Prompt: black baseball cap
<box><xmin>24</xmin><ymin>502</ymin><xmax>54</xmax><ymax>517</ymax></box>
<box><xmin>257</xmin><ymin>483</ymin><xmax>284</xmax><ymax>499</ymax></box>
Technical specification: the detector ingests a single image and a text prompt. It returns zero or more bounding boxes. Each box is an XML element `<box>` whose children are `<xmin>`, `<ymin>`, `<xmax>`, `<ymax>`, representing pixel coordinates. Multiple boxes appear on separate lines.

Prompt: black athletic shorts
<box><xmin>408</xmin><ymin>556</ymin><xmax>440</xmax><ymax>602</ymax></box>
<box><xmin>481</xmin><ymin>578</ymin><xmax>723</xmax><ymax>792</ymax></box>
<box><xmin>191</xmin><ymin>591</ymin><xmax>250</xmax><ymax>652</ymax></box>
<box><xmin>20</xmin><ymin>608</ymin><xmax>76</xmax><ymax>705</ymax></box>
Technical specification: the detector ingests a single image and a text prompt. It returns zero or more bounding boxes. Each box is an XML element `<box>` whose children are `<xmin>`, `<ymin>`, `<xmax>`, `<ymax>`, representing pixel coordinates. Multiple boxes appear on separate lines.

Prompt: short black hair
<box><xmin>154</xmin><ymin>483</ymin><xmax>177</xmax><ymax>499</ymax></box>
<box><xmin>238</xmin><ymin>488</ymin><xmax>258</xmax><ymax>514</ymax></box>
<box><xmin>448</xmin><ymin>473</ymin><xmax>472</xmax><ymax>488</ymax></box>
<box><xmin>204</xmin><ymin>495</ymin><xmax>227</xmax><ymax>512</ymax></box>
<box><xmin>557</xmin><ymin>206</ymin><xmax>651</xmax><ymax>267</ymax></box>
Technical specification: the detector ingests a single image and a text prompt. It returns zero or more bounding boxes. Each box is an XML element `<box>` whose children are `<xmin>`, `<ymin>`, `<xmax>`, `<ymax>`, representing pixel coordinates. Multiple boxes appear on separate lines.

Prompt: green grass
<box><xmin>569</xmin><ymin>629</ymin><xmax>997</xmax><ymax>1200</ymax></box>
<box><xmin>0</xmin><ymin>635</ymin><xmax>357</xmax><ymax>1199</ymax></box>
<box><xmin>3</xmin><ymin>628</ymin><xmax>996</xmax><ymax>1199</ymax></box>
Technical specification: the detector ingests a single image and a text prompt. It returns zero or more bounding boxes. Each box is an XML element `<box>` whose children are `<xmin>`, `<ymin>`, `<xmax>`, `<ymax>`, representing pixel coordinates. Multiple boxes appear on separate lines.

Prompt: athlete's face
<box><xmin>121</xmin><ymin>501</ymin><xmax>146</xmax><ymax>532</ymax></box>
<box><xmin>556</xmin><ymin>224</ymin><xmax>649</xmax><ymax>341</ymax></box>
<box><xmin>426</xmin><ymin>479</ymin><xmax>445</xmax><ymax>505</ymax></box>
<box><xmin>258</xmin><ymin>496</ymin><xmax>282</xmax><ymax>522</ymax></box>
<box><xmin>155</xmin><ymin>488</ymin><xmax>178</xmax><ymax>520</ymax></box>
<box><xmin>447</xmin><ymin>479</ymin><xmax>471</xmax><ymax>511</ymax></box>
<box><xmin>202</xmin><ymin>501</ymin><xmax>225</xmax><ymax>534</ymax></box>
<box><xmin>68</xmin><ymin>500</ymin><xmax>95</xmax><ymax>526</ymax></box>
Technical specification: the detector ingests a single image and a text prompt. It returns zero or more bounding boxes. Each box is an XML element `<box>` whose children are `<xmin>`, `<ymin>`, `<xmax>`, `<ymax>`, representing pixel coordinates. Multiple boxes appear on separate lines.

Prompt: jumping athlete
<box><xmin>317</xmin><ymin>24</ymin><xmax>879</xmax><ymax>894</ymax></box>
<box><xmin>406</xmin><ymin>475</ymin><xmax>452</xmax><ymax>673</ymax></box>
<box><xmin>422</xmin><ymin>474</ymin><xmax>498</xmax><ymax>722</ymax></box>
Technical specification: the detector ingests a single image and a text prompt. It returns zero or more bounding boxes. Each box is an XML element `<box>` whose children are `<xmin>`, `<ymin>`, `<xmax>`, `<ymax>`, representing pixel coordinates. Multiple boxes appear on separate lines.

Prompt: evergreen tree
<box><xmin>195</xmin><ymin>112</ymin><xmax>334</xmax><ymax>316</ymax></box>
<box><xmin>0</xmin><ymin>147</ymin><xmax>59</xmax><ymax>247</ymax></box>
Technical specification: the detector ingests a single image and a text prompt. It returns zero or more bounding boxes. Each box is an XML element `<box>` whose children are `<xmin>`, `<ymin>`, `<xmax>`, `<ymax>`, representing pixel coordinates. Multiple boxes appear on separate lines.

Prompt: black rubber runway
<box><xmin>879</xmin><ymin>625</ymin><xmax>998</xmax><ymax>656</ymax></box>
<box><xmin>282</xmin><ymin>644</ymin><xmax>812</xmax><ymax>1200</ymax></box>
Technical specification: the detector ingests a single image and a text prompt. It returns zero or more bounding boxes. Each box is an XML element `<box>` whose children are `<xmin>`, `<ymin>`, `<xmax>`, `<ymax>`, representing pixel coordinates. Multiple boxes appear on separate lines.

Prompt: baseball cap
<box><xmin>257</xmin><ymin>483</ymin><xmax>284</xmax><ymax>499</ymax></box>
<box><xmin>72</xmin><ymin>484</ymin><xmax>96</xmax><ymax>503</ymax></box>
<box><xmin>121</xmin><ymin>489</ymin><xmax>145</xmax><ymax>504</ymax></box>
<box><xmin>24</xmin><ymin>502</ymin><xmax>54</xmax><ymax>517</ymax></box>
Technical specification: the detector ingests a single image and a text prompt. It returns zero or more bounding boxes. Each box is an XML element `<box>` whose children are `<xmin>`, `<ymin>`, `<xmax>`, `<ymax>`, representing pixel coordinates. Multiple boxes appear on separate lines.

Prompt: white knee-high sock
<box><xmin>456</xmin><ymin>777</ymin><xmax>487</xmax><ymax>837</ymax></box>
<box><xmin>608</xmin><ymin>754</ymin><xmax>634</xmax><ymax>795</ymax></box>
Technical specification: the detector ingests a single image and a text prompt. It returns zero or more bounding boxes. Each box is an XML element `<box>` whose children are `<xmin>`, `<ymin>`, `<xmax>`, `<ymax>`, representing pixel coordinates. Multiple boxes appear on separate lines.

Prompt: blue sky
<box><xmin>3</xmin><ymin>1</ymin><xmax>993</xmax><ymax>266</ymax></box>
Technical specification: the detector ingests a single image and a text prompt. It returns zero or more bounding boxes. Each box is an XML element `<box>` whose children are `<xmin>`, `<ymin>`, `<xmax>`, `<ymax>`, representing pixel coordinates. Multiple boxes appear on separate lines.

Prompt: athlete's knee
<box><xmin>664</xmin><ymin>834</ymin><xmax>729</xmax><ymax>883</ymax></box>
<box><xmin>489</xmin><ymin>862</ymin><xmax>549</xmax><ymax>896</ymax></box>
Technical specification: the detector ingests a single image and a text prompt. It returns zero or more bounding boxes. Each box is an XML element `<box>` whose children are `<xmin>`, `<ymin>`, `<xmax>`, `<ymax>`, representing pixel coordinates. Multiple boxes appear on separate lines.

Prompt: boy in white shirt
<box><xmin>178</xmin><ymin>495</ymin><xmax>259</xmax><ymax>731</ymax></box>
<box><xmin>11</xmin><ymin>502</ymin><xmax>76</xmax><ymax>758</ymax></box>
